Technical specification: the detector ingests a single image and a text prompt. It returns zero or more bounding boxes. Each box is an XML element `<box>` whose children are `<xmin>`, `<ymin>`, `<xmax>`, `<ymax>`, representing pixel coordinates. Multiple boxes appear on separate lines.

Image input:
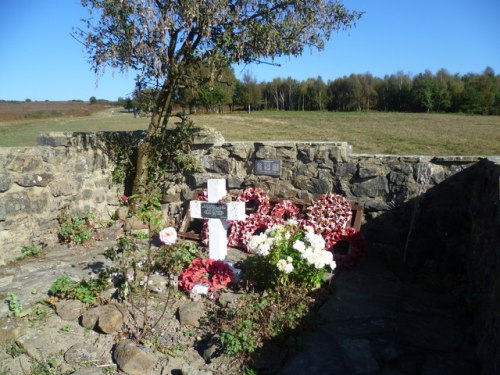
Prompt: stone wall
<box><xmin>0</xmin><ymin>133</ymin><xmax>121</xmax><ymax>265</ymax></box>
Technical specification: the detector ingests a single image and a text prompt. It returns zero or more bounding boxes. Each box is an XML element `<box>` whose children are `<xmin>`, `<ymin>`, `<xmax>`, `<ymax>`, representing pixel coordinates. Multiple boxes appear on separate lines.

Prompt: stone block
<box><xmin>193</xmin><ymin>127</ymin><xmax>225</xmax><ymax>146</ymax></box>
<box><xmin>255</xmin><ymin>144</ymin><xmax>277</xmax><ymax>159</ymax></box>
<box><xmin>310</xmin><ymin>178</ymin><xmax>333</xmax><ymax>194</ymax></box>
<box><xmin>295</xmin><ymin>163</ymin><xmax>319</xmax><ymax>178</ymax></box>
<box><xmin>37</xmin><ymin>133</ymin><xmax>73</xmax><ymax>147</ymax></box>
<box><xmin>297</xmin><ymin>144</ymin><xmax>315</xmax><ymax>162</ymax></box>
<box><xmin>388</xmin><ymin>171</ymin><xmax>409</xmax><ymax>185</ymax></box>
<box><xmin>359</xmin><ymin>166</ymin><xmax>381</xmax><ymax>179</ymax></box>
<box><xmin>0</xmin><ymin>174</ymin><xmax>11</xmax><ymax>192</ymax></box>
<box><xmin>351</xmin><ymin>177</ymin><xmax>389</xmax><ymax>198</ymax></box>
<box><xmin>225</xmin><ymin>143</ymin><xmax>253</xmax><ymax>160</ymax></box>
<box><xmin>329</xmin><ymin>145</ymin><xmax>349</xmax><ymax>163</ymax></box>
<box><xmin>178</xmin><ymin>301</ymin><xmax>205</xmax><ymax>327</ymax></box>
<box><xmin>6</xmin><ymin>154</ymin><xmax>44</xmax><ymax>173</ymax></box>
<box><xmin>51</xmin><ymin>180</ymin><xmax>78</xmax><ymax>197</ymax></box>
<box><xmin>15</xmin><ymin>173</ymin><xmax>53</xmax><ymax>187</ymax></box>
<box><xmin>275</xmin><ymin>145</ymin><xmax>297</xmax><ymax>160</ymax></box>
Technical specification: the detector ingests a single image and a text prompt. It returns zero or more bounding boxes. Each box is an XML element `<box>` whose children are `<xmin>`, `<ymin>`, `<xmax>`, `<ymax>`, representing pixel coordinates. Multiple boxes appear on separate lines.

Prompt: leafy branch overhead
<box><xmin>76</xmin><ymin>0</ymin><xmax>362</xmax><ymax>84</ymax></box>
<box><xmin>75</xmin><ymin>0</ymin><xmax>362</xmax><ymax>195</ymax></box>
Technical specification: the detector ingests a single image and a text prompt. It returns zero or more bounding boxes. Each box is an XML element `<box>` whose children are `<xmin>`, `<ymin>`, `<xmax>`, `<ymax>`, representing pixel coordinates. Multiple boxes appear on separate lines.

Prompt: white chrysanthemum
<box><xmin>329</xmin><ymin>260</ymin><xmax>337</xmax><ymax>271</ymax></box>
<box><xmin>276</xmin><ymin>259</ymin><xmax>288</xmax><ymax>272</ymax></box>
<box><xmin>293</xmin><ymin>240</ymin><xmax>306</xmax><ymax>253</ymax></box>
<box><xmin>305</xmin><ymin>232</ymin><xmax>325</xmax><ymax>251</ymax></box>
<box><xmin>248</xmin><ymin>232</ymin><xmax>271</xmax><ymax>255</ymax></box>
<box><xmin>257</xmin><ymin>242</ymin><xmax>271</xmax><ymax>256</ymax></box>
<box><xmin>301</xmin><ymin>248</ymin><xmax>315</xmax><ymax>265</ymax></box>
<box><xmin>284</xmin><ymin>262</ymin><xmax>294</xmax><ymax>274</ymax></box>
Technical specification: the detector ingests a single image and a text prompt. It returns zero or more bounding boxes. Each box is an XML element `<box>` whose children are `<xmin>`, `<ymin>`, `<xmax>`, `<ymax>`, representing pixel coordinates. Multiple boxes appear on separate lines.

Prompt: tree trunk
<box><xmin>131</xmin><ymin>81</ymin><xmax>172</xmax><ymax>198</ymax></box>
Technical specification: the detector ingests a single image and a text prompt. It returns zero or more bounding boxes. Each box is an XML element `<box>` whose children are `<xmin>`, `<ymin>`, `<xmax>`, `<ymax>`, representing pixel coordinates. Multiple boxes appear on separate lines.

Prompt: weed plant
<box><xmin>6</xmin><ymin>293</ymin><xmax>22</xmax><ymax>317</ymax></box>
<box><xmin>20</xmin><ymin>244</ymin><xmax>42</xmax><ymax>258</ymax></box>
<box><xmin>58</xmin><ymin>211</ymin><xmax>95</xmax><ymax>245</ymax></box>
<box><xmin>49</xmin><ymin>272</ymin><xmax>111</xmax><ymax>305</ymax></box>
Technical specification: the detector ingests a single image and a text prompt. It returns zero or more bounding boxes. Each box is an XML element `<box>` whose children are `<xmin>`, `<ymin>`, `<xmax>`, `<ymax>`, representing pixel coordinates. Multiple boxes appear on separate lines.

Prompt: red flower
<box><xmin>179</xmin><ymin>258</ymin><xmax>234</xmax><ymax>292</ymax></box>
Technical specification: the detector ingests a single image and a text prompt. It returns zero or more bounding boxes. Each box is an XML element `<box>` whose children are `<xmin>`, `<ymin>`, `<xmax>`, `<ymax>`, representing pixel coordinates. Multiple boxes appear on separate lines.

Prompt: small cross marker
<box><xmin>190</xmin><ymin>179</ymin><xmax>246</xmax><ymax>260</ymax></box>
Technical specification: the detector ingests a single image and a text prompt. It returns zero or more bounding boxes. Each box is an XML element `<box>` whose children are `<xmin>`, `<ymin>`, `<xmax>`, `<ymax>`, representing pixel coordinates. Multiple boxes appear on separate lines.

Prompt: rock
<box><xmin>178</xmin><ymin>301</ymin><xmax>205</xmax><ymax>327</ymax></box>
<box><xmin>0</xmin><ymin>174</ymin><xmax>11</xmax><ymax>192</ymax></box>
<box><xmin>218</xmin><ymin>292</ymin><xmax>243</xmax><ymax>308</ymax></box>
<box><xmin>113</xmin><ymin>340</ymin><xmax>157</xmax><ymax>375</ymax></box>
<box><xmin>97</xmin><ymin>305</ymin><xmax>124</xmax><ymax>334</ymax></box>
<box><xmin>201</xmin><ymin>336</ymin><xmax>222</xmax><ymax>363</ymax></box>
<box><xmin>64</xmin><ymin>343</ymin><xmax>99</xmax><ymax>365</ymax></box>
<box><xmin>193</xmin><ymin>127</ymin><xmax>225</xmax><ymax>146</ymax></box>
<box><xmin>124</xmin><ymin>216</ymin><xmax>148</xmax><ymax>232</ymax></box>
<box><xmin>81</xmin><ymin>307</ymin><xmax>100</xmax><ymax>329</ymax></box>
<box><xmin>115</xmin><ymin>206</ymin><xmax>129</xmax><ymax>221</ymax></box>
<box><xmin>351</xmin><ymin>176</ymin><xmax>389</xmax><ymax>198</ymax></box>
<box><xmin>71</xmin><ymin>368</ymin><xmax>105</xmax><ymax>375</ymax></box>
<box><xmin>148</xmin><ymin>274</ymin><xmax>168</xmax><ymax>294</ymax></box>
<box><xmin>0</xmin><ymin>317</ymin><xmax>28</xmax><ymax>344</ymax></box>
<box><xmin>56</xmin><ymin>300</ymin><xmax>85</xmax><ymax>321</ymax></box>
<box><xmin>15</xmin><ymin>173</ymin><xmax>53</xmax><ymax>187</ymax></box>
<box><xmin>81</xmin><ymin>304</ymin><xmax>124</xmax><ymax>334</ymax></box>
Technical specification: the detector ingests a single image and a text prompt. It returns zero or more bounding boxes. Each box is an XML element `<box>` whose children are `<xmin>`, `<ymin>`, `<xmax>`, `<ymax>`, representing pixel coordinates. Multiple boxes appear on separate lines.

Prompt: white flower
<box><xmin>276</xmin><ymin>259</ymin><xmax>288</xmax><ymax>272</ymax></box>
<box><xmin>329</xmin><ymin>260</ymin><xmax>337</xmax><ymax>271</ymax></box>
<box><xmin>257</xmin><ymin>242</ymin><xmax>271</xmax><ymax>256</ymax></box>
<box><xmin>287</xmin><ymin>256</ymin><xmax>293</xmax><ymax>263</ymax></box>
<box><xmin>293</xmin><ymin>240</ymin><xmax>306</xmax><ymax>253</ymax></box>
<box><xmin>159</xmin><ymin>227</ymin><xmax>177</xmax><ymax>245</ymax></box>
<box><xmin>248</xmin><ymin>233</ymin><xmax>273</xmax><ymax>256</ymax></box>
<box><xmin>277</xmin><ymin>259</ymin><xmax>294</xmax><ymax>274</ymax></box>
<box><xmin>305</xmin><ymin>232</ymin><xmax>325</xmax><ymax>251</ymax></box>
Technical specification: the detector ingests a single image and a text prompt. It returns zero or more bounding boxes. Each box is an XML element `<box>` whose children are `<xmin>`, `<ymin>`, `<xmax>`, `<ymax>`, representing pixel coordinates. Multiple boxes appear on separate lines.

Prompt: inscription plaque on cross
<box><xmin>190</xmin><ymin>179</ymin><xmax>246</xmax><ymax>260</ymax></box>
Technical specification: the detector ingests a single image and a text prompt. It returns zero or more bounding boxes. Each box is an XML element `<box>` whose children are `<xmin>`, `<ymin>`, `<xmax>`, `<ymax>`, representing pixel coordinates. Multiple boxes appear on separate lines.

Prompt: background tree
<box><xmin>75</xmin><ymin>0</ymin><xmax>362</xmax><ymax>196</ymax></box>
<box><xmin>234</xmin><ymin>73</ymin><xmax>262</xmax><ymax>112</ymax></box>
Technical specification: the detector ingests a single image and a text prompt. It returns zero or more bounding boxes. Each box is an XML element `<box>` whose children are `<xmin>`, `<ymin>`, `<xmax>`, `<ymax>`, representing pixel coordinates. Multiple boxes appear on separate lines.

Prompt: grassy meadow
<box><xmin>0</xmin><ymin>104</ymin><xmax>499</xmax><ymax>155</ymax></box>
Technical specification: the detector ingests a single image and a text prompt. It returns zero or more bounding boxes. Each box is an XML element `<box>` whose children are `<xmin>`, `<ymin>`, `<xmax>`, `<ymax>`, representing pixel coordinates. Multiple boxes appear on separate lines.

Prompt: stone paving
<box><xmin>0</xmin><ymin>242</ymin><xmax>480</xmax><ymax>374</ymax></box>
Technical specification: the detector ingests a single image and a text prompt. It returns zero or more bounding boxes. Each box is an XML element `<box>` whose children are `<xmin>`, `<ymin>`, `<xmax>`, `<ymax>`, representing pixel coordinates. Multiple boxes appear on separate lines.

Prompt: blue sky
<box><xmin>1</xmin><ymin>0</ymin><xmax>499</xmax><ymax>101</ymax></box>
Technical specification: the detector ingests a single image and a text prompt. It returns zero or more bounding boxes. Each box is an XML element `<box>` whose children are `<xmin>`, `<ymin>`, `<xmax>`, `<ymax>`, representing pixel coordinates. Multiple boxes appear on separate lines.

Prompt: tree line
<box><xmin>127</xmin><ymin>67</ymin><xmax>499</xmax><ymax>115</ymax></box>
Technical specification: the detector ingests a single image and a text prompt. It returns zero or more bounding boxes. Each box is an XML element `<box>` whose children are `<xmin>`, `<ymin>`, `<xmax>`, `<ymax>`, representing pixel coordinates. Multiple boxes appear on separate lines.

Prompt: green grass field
<box><xmin>1</xmin><ymin>107</ymin><xmax>499</xmax><ymax>155</ymax></box>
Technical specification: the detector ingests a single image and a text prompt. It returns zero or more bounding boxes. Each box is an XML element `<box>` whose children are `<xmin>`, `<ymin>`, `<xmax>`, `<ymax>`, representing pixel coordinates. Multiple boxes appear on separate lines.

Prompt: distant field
<box><xmin>0</xmin><ymin>102</ymin><xmax>499</xmax><ymax>155</ymax></box>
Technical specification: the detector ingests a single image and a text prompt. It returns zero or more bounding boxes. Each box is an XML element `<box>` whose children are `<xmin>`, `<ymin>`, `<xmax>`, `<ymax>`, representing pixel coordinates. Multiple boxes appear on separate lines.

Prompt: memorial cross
<box><xmin>190</xmin><ymin>179</ymin><xmax>246</xmax><ymax>260</ymax></box>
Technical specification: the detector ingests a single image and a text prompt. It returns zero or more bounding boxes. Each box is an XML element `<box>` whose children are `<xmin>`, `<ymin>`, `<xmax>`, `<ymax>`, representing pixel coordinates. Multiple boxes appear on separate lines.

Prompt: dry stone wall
<box><xmin>0</xmin><ymin>133</ymin><xmax>121</xmax><ymax>265</ymax></box>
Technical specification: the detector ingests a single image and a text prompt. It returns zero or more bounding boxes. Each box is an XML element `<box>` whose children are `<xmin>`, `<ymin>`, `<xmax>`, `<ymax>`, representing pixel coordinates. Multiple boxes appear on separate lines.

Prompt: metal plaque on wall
<box><xmin>254</xmin><ymin>159</ymin><xmax>281</xmax><ymax>176</ymax></box>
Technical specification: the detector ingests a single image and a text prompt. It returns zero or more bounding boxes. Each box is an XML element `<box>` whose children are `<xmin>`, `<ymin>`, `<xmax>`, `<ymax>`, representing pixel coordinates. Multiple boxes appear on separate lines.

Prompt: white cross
<box><xmin>190</xmin><ymin>179</ymin><xmax>246</xmax><ymax>260</ymax></box>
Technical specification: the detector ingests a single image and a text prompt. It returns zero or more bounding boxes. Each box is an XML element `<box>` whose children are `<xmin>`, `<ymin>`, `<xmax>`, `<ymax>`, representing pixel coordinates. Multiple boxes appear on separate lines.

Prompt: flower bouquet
<box><xmin>245</xmin><ymin>221</ymin><xmax>336</xmax><ymax>290</ymax></box>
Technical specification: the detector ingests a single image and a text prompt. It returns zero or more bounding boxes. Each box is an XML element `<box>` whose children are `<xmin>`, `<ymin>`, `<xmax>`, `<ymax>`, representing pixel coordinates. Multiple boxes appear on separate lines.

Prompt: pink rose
<box><xmin>159</xmin><ymin>227</ymin><xmax>177</xmax><ymax>245</ymax></box>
